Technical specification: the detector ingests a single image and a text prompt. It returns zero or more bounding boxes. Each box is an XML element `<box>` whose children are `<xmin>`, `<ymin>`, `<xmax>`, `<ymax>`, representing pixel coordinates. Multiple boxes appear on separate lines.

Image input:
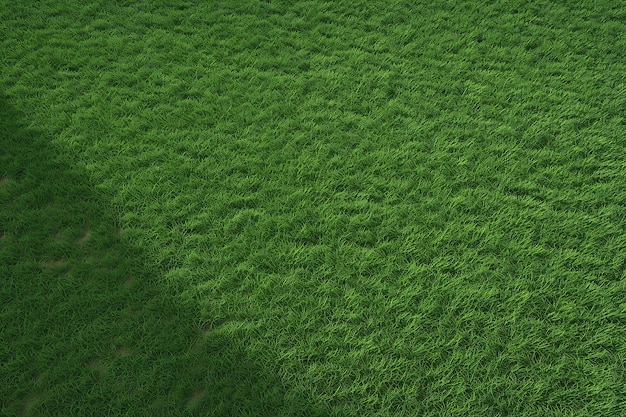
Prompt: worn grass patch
<box><xmin>2</xmin><ymin>1</ymin><xmax>626</xmax><ymax>416</ymax></box>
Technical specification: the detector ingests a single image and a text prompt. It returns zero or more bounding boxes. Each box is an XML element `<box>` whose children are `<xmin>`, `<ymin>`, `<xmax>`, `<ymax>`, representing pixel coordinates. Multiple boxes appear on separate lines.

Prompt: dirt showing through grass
<box><xmin>77</xmin><ymin>228</ymin><xmax>91</xmax><ymax>244</ymax></box>
<box><xmin>185</xmin><ymin>388</ymin><xmax>205</xmax><ymax>409</ymax></box>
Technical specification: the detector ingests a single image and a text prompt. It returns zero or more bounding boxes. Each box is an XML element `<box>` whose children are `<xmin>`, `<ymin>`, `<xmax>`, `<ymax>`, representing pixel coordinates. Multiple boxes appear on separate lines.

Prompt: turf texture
<box><xmin>1</xmin><ymin>1</ymin><xmax>626</xmax><ymax>416</ymax></box>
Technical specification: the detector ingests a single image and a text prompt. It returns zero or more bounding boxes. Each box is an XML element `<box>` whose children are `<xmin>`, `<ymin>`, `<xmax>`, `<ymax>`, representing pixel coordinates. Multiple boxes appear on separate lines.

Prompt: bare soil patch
<box><xmin>77</xmin><ymin>229</ymin><xmax>91</xmax><ymax>244</ymax></box>
<box><xmin>116</xmin><ymin>346</ymin><xmax>131</xmax><ymax>356</ymax></box>
<box><xmin>42</xmin><ymin>259</ymin><xmax>67</xmax><ymax>268</ymax></box>
<box><xmin>185</xmin><ymin>388</ymin><xmax>205</xmax><ymax>409</ymax></box>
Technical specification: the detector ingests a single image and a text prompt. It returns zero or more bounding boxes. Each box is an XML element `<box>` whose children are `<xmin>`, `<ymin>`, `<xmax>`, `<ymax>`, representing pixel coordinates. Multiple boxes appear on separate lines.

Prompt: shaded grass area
<box><xmin>2</xmin><ymin>0</ymin><xmax>626</xmax><ymax>415</ymax></box>
<box><xmin>0</xmin><ymin>97</ymin><xmax>325</xmax><ymax>416</ymax></box>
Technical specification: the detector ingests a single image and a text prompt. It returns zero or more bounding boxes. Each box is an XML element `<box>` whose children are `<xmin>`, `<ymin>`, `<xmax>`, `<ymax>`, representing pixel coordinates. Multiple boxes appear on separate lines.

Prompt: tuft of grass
<box><xmin>2</xmin><ymin>1</ymin><xmax>626</xmax><ymax>415</ymax></box>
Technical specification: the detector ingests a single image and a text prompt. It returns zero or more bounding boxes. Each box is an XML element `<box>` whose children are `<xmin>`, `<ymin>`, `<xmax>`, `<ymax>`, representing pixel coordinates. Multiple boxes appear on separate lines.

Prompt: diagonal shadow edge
<box><xmin>0</xmin><ymin>92</ymin><xmax>328</xmax><ymax>417</ymax></box>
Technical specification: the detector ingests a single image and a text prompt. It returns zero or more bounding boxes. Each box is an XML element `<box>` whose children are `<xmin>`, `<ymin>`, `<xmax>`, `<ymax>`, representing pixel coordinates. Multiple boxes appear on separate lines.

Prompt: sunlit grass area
<box><xmin>2</xmin><ymin>1</ymin><xmax>626</xmax><ymax>415</ymax></box>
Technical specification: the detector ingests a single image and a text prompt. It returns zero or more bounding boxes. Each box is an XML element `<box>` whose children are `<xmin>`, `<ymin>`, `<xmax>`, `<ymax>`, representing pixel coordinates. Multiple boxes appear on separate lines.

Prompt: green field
<box><xmin>2</xmin><ymin>1</ymin><xmax>626</xmax><ymax>415</ymax></box>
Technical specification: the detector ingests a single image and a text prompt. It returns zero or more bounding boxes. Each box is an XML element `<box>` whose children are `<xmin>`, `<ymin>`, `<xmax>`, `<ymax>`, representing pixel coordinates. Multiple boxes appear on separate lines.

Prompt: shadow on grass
<box><xmin>0</xmin><ymin>94</ymin><xmax>327</xmax><ymax>416</ymax></box>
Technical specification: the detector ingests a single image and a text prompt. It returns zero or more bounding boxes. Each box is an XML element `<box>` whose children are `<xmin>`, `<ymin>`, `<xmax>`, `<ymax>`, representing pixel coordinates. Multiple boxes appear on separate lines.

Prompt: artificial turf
<box><xmin>1</xmin><ymin>0</ymin><xmax>626</xmax><ymax>415</ymax></box>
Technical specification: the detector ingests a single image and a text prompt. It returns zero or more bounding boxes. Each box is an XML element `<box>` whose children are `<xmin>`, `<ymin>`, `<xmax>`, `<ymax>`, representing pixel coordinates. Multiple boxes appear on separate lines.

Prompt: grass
<box><xmin>1</xmin><ymin>0</ymin><xmax>626</xmax><ymax>415</ymax></box>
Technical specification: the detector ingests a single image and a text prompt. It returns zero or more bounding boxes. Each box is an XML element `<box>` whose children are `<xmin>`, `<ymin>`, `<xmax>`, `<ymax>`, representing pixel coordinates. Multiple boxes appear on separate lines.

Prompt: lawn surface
<box><xmin>2</xmin><ymin>1</ymin><xmax>626</xmax><ymax>415</ymax></box>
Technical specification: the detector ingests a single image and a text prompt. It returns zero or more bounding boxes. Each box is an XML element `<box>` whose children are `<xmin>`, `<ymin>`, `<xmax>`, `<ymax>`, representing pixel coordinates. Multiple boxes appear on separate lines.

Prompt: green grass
<box><xmin>2</xmin><ymin>0</ymin><xmax>626</xmax><ymax>415</ymax></box>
